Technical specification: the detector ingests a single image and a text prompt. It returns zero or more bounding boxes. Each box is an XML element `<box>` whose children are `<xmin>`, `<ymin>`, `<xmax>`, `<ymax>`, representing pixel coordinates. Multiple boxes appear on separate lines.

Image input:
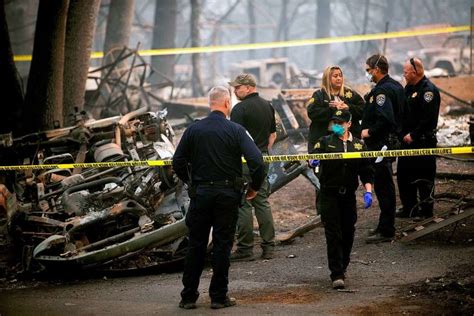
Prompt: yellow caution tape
<box><xmin>13</xmin><ymin>25</ymin><xmax>470</xmax><ymax>62</ymax></box>
<box><xmin>1</xmin><ymin>146</ymin><xmax>472</xmax><ymax>171</ymax></box>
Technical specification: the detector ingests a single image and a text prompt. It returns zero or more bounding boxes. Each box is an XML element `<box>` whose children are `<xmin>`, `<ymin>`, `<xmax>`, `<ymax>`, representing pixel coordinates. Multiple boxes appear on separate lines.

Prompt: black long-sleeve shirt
<box><xmin>306</xmin><ymin>87</ymin><xmax>365</xmax><ymax>152</ymax></box>
<box><xmin>172</xmin><ymin>111</ymin><xmax>265</xmax><ymax>191</ymax></box>
<box><xmin>361</xmin><ymin>75</ymin><xmax>406</xmax><ymax>150</ymax></box>
<box><xmin>403</xmin><ymin>76</ymin><xmax>440</xmax><ymax>144</ymax></box>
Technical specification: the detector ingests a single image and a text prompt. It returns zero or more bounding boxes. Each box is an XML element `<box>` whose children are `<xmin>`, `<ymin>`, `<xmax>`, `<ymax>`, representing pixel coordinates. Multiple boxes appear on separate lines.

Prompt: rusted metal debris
<box><xmin>85</xmin><ymin>46</ymin><xmax>174</xmax><ymax>121</ymax></box>
<box><xmin>0</xmin><ymin>104</ymin><xmax>320</xmax><ymax>275</ymax></box>
<box><xmin>1</xmin><ymin>107</ymin><xmax>190</xmax><ymax>273</ymax></box>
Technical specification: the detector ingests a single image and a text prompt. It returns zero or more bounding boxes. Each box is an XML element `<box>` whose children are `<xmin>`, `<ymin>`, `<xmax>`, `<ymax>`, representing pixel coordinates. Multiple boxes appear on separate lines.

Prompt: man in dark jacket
<box><xmin>173</xmin><ymin>86</ymin><xmax>265</xmax><ymax>310</ymax></box>
<box><xmin>396</xmin><ymin>58</ymin><xmax>440</xmax><ymax>218</ymax></box>
<box><xmin>361</xmin><ymin>54</ymin><xmax>406</xmax><ymax>243</ymax></box>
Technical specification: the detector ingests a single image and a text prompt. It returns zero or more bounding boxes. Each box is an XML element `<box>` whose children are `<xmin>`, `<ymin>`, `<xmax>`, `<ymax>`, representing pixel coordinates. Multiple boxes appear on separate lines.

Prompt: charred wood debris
<box><xmin>0</xmin><ymin>48</ymin><xmax>472</xmax><ymax>280</ymax></box>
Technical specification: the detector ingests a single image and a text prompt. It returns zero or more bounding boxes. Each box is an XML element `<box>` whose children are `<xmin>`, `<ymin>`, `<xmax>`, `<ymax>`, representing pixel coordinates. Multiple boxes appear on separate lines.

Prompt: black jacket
<box><xmin>173</xmin><ymin>111</ymin><xmax>265</xmax><ymax>191</ymax></box>
<box><xmin>306</xmin><ymin>87</ymin><xmax>364</xmax><ymax>152</ymax></box>
<box><xmin>403</xmin><ymin>76</ymin><xmax>440</xmax><ymax>148</ymax></box>
<box><xmin>313</xmin><ymin>133</ymin><xmax>374</xmax><ymax>193</ymax></box>
<box><xmin>361</xmin><ymin>75</ymin><xmax>406</xmax><ymax>150</ymax></box>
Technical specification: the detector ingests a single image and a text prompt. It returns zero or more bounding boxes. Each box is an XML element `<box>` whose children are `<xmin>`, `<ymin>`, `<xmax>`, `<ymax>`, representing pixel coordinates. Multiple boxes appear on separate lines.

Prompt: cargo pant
<box><xmin>235</xmin><ymin>163</ymin><xmax>275</xmax><ymax>253</ymax></box>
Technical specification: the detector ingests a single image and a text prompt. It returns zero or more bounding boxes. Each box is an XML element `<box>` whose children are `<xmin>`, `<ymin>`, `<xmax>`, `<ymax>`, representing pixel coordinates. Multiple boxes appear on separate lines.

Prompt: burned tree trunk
<box><xmin>24</xmin><ymin>0</ymin><xmax>69</xmax><ymax>132</ymax></box>
<box><xmin>190</xmin><ymin>0</ymin><xmax>204</xmax><ymax>97</ymax></box>
<box><xmin>150</xmin><ymin>0</ymin><xmax>177</xmax><ymax>84</ymax></box>
<box><xmin>103</xmin><ymin>0</ymin><xmax>134</xmax><ymax>63</ymax></box>
<box><xmin>4</xmin><ymin>0</ymin><xmax>37</xmax><ymax>80</ymax></box>
<box><xmin>0</xmin><ymin>0</ymin><xmax>23</xmax><ymax>136</ymax></box>
<box><xmin>247</xmin><ymin>0</ymin><xmax>256</xmax><ymax>59</ymax></box>
<box><xmin>313</xmin><ymin>0</ymin><xmax>330</xmax><ymax>70</ymax></box>
<box><xmin>63</xmin><ymin>0</ymin><xmax>101</xmax><ymax>126</ymax></box>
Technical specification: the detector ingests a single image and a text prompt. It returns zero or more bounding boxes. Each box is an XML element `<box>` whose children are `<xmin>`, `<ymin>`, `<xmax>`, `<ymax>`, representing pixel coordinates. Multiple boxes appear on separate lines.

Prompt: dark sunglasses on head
<box><xmin>410</xmin><ymin>58</ymin><xmax>417</xmax><ymax>73</ymax></box>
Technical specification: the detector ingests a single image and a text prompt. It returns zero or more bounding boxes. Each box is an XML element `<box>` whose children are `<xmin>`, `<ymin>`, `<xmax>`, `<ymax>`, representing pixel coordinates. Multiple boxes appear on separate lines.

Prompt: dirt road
<box><xmin>0</xmin><ymin>157</ymin><xmax>473</xmax><ymax>315</ymax></box>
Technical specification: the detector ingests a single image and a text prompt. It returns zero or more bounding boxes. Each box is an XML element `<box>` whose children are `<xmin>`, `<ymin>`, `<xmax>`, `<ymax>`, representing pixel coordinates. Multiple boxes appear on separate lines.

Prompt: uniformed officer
<box><xmin>361</xmin><ymin>54</ymin><xmax>406</xmax><ymax>243</ymax></box>
<box><xmin>173</xmin><ymin>86</ymin><xmax>265</xmax><ymax>310</ymax></box>
<box><xmin>228</xmin><ymin>73</ymin><xmax>277</xmax><ymax>261</ymax></box>
<box><xmin>396</xmin><ymin>58</ymin><xmax>440</xmax><ymax>218</ymax></box>
<box><xmin>311</xmin><ymin>109</ymin><xmax>374</xmax><ymax>289</ymax></box>
<box><xmin>307</xmin><ymin>65</ymin><xmax>365</xmax><ymax>152</ymax></box>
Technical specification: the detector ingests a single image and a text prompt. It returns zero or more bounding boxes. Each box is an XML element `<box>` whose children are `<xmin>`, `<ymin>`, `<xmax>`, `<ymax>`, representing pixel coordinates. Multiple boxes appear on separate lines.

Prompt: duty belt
<box><xmin>194</xmin><ymin>179</ymin><xmax>234</xmax><ymax>187</ymax></box>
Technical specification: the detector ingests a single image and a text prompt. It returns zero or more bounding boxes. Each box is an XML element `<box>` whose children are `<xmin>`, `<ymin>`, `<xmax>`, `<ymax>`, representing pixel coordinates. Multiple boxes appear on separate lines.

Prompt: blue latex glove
<box><xmin>364</xmin><ymin>192</ymin><xmax>372</xmax><ymax>209</ymax></box>
<box><xmin>308</xmin><ymin>159</ymin><xmax>320</xmax><ymax>168</ymax></box>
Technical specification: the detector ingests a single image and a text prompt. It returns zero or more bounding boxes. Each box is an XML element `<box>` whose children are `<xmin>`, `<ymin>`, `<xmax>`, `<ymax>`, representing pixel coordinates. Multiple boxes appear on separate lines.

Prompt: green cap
<box><xmin>228</xmin><ymin>73</ymin><xmax>257</xmax><ymax>87</ymax></box>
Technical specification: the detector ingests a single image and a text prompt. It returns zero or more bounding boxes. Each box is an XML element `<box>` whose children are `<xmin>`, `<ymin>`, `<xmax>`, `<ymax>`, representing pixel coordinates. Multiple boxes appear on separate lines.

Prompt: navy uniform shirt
<box><xmin>361</xmin><ymin>75</ymin><xmax>406</xmax><ymax>150</ymax></box>
<box><xmin>173</xmin><ymin>111</ymin><xmax>265</xmax><ymax>191</ymax></box>
<box><xmin>230</xmin><ymin>93</ymin><xmax>276</xmax><ymax>152</ymax></box>
<box><xmin>306</xmin><ymin>87</ymin><xmax>365</xmax><ymax>151</ymax></box>
<box><xmin>313</xmin><ymin>133</ymin><xmax>374</xmax><ymax>192</ymax></box>
<box><xmin>403</xmin><ymin>76</ymin><xmax>440</xmax><ymax>144</ymax></box>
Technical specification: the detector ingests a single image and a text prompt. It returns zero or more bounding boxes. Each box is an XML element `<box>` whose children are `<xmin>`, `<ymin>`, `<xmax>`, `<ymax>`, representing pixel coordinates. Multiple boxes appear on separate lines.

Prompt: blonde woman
<box><xmin>306</xmin><ymin>66</ymin><xmax>364</xmax><ymax>153</ymax></box>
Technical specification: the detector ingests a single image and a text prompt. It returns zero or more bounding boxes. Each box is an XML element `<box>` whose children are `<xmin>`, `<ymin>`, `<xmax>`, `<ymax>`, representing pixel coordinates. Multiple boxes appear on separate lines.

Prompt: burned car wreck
<box><xmin>1</xmin><ymin>107</ymin><xmax>190</xmax><ymax>273</ymax></box>
<box><xmin>0</xmin><ymin>106</ymin><xmax>318</xmax><ymax>275</ymax></box>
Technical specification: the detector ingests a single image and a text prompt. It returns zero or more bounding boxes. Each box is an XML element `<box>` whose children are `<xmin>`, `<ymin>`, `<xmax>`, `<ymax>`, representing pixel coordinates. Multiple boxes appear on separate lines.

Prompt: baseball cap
<box><xmin>331</xmin><ymin>109</ymin><xmax>352</xmax><ymax>122</ymax></box>
<box><xmin>228</xmin><ymin>73</ymin><xmax>257</xmax><ymax>87</ymax></box>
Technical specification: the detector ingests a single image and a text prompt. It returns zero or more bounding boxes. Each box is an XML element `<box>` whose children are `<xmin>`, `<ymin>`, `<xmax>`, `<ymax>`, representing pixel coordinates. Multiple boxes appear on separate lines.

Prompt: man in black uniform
<box><xmin>361</xmin><ymin>54</ymin><xmax>406</xmax><ymax>243</ymax></box>
<box><xmin>396</xmin><ymin>58</ymin><xmax>440</xmax><ymax>218</ymax></box>
<box><xmin>229</xmin><ymin>74</ymin><xmax>277</xmax><ymax>261</ymax></box>
<box><xmin>173</xmin><ymin>86</ymin><xmax>265</xmax><ymax>310</ymax></box>
<box><xmin>312</xmin><ymin>109</ymin><xmax>374</xmax><ymax>289</ymax></box>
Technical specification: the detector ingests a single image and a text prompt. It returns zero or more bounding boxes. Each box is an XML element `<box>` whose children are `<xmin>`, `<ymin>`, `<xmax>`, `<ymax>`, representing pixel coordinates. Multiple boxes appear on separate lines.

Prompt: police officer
<box><xmin>173</xmin><ymin>86</ymin><xmax>265</xmax><ymax>310</ymax></box>
<box><xmin>312</xmin><ymin>109</ymin><xmax>374</xmax><ymax>289</ymax></box>
<box><xmin>228</xmin><ymin>73</ymin><xmax>277</xmax><ymax>261</ymax></box>
<box><xmin>307</xmin><ymin>65</ymin><xmax>365</xmax><ymax>152</ymax></box>
<box><xmin>396</xmin><ymin>58</ymin><xmax>440</xmax><ymax>218</ymax></box>
<box><xmin>361</xmin><ymin>54</ymin><xmax>406</xmax><ymax>243</ymax></box>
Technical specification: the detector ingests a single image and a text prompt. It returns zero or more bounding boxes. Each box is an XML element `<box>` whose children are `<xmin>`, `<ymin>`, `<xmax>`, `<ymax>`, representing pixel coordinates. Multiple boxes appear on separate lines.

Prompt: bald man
<box><xmin>173</xmin><ymin>86</ymin><xmax>265</xmax><ymax>309</ymax></box>
<box><xmin>396</xmin><ymin>58</ymin><xmax>440</xmax><ymax>218</ymax></box>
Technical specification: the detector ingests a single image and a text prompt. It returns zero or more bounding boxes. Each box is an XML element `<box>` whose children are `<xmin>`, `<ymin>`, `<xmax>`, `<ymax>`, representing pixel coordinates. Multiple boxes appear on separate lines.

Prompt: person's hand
<box><xmin>246</xmin><ymin>188</ymin><xmax>258</xmax><ymax>200</ymax></box>
<box><xmin>403</xmin><ymin>133</ymin><xmax>413</xmax><ymax>144</ymax></box>
<box><xmin>363</xmin><ymin>192</ymin><xmax>372</xmax><ymax>209</ymax></box>
<box><xmin>361</xmin><ymin>129</ymin><xmax>370</xmax><ymax>139</ymax></box>
<box><xmin>336</xmin><ymin>102</ymin><xmax>349</xmax><ymax>110</ymax></box>
<box><xmin>308</xmin><ymin>159</ymin><xmax>320</xmax><ymax>168</ymax></box>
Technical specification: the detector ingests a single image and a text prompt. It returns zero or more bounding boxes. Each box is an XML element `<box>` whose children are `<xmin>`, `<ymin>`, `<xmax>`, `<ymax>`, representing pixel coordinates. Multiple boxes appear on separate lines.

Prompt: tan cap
<box><xmin>228</xmin><ymin>73</ymin><xmax>257</xmax><ymax>87</ymax></box>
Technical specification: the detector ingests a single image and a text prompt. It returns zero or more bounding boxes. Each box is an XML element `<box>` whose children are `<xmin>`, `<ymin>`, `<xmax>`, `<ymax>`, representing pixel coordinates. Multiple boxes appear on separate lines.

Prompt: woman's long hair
<box><xmin>321</xmin><ymin>66</ymin><xmax>345</xmax><ymax>99</ymax></box>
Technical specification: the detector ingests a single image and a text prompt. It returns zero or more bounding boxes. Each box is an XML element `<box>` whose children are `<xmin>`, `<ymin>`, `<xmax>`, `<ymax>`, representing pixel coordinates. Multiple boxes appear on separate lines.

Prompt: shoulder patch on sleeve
<box><xmin>369</xmin><ymin>96</ymin><xmax>374</xmax><ymax>104</ymax></box>
<box><xmin>376</xmin><ymin>94</ymin><xmax>386</xmax><ymax>106</ymax></box>
<box><xmin>313</xmin><ymin>142</ymin><xmax>321</xmax><ymax>149</ymax></box>
<box><xmin>305</xmin><ymin>98</ymin><xmax>314</xmax><ymax>107</ymax></box>
<box><xmin>423</xmin><ymin>91</ymin><xmax>434</xmax><ymax>103</ymax></box>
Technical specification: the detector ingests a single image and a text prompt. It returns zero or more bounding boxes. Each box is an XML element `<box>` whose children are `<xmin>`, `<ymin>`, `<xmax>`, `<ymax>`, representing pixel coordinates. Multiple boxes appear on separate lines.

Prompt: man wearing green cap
<box><xmin>228</xmin><ymin>73</ymin><xmax>277</xmax><ymax>261</ymax></box>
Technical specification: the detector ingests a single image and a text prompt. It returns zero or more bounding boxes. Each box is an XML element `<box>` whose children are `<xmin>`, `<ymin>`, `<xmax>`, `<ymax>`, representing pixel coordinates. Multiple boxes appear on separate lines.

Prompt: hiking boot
<box><xmin>332</xmin><ymin>279</ymin><xmax>345</xmax><ymax>289</ymax></box>
<box><xmin>261</xmin><ymin>248</ymin><xmax>274</xmax><ymax>260</ymax></box>
<box><xmin>230</xmin><ymin>251</ymin><xmax>254</xmax><ymax>262</ymax></box>
<box><xmin>365</xmin><ymin>233</ymin><xmax>394</xmax><ymax>244</ymax></box>
<box><xmin>178</xmin><ymin>300</ymin><xmax>197</xmax><ymax>309</ymax></box>
<box><xmin>211</xmin><ymin>297</ymin><xmax>236</xmax><ymax>309</ymax></box>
